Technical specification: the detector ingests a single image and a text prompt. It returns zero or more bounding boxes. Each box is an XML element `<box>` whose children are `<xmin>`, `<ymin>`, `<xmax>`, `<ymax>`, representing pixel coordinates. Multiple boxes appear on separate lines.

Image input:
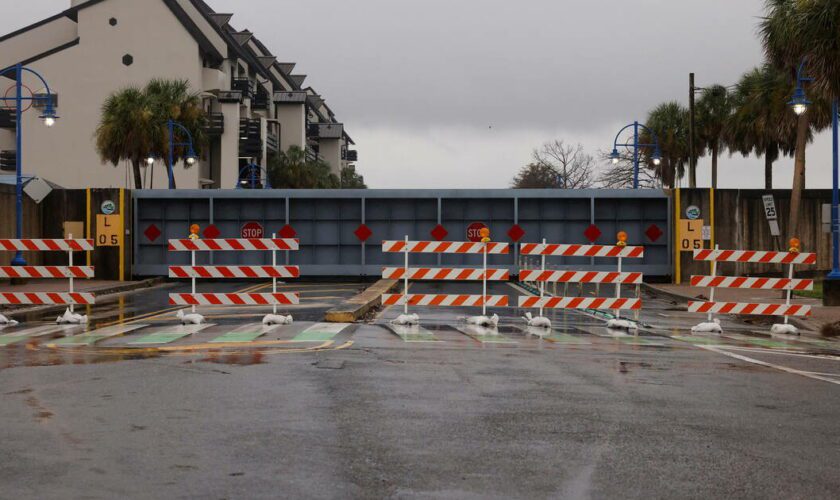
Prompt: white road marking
<box><xmin>712</xmin><ymin>345</ymin><xmax>840</xmax><ymax>361</ymax></box>
<box><xmin>699</xmin><ymin>345</ymin><xmax>840</xmax><ymax>386</ymax></box>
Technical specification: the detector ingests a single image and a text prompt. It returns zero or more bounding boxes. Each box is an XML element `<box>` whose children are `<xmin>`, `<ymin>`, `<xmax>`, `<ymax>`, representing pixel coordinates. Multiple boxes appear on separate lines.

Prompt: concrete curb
<box><xmin>324</xmin><ymin>279</ymin><xmax>399</xmax><ymax>323</ymax></box>
<box><xmin>640</xmin><ymin>283</ymin><xmax>697</xmax><ymax>306</ymax></box>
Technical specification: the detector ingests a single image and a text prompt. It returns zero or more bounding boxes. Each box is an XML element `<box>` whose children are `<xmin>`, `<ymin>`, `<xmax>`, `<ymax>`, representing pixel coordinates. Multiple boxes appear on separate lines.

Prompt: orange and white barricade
<box><xmin>689</xmin><ymin>240</ymin><xmax>816</xmax><ymax>333</ymax></box>
<box><xmin>0</xmin><ymin>238</ymin><xmax>95</xmax><ymax>324</ymax></box>
<box><xmin>518</xmin><ymin>233</ymin><xmax>644</xmax><ymax>325</ymax></box>
<box><xmin>168</xmin><ymin>235</ymin><xmax>300</xmax><ymax>324</ymax></box>
<box><xmin>381</xmin><ymin>236</ymin><xmax>510</xmax><ymax>321</ymax></box>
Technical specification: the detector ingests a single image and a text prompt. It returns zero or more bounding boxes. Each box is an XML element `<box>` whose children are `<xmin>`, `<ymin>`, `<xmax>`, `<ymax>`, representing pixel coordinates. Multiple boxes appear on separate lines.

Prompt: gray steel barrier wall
<box><xmin>133</xmin><ymin>189</ymin><xmax>672</xmax><ymax>277</ymax></box>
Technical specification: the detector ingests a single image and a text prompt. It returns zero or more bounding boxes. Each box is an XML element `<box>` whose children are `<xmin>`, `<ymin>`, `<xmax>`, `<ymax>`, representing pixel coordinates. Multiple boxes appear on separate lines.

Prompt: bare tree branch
<box><xmin>595</xmin><ymin>149</ymin><xmax>661</xmax><ymax>189</ymax></box>
<box><xmin>513</xmin><ymin>140</ymin><xmax>595</xmax><ymax>189</ymax></box>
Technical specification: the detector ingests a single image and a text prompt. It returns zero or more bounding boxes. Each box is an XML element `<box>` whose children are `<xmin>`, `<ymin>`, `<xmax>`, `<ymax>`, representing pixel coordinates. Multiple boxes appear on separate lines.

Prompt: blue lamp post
<box><xmin>235</xmin><ymin>163</ymin><xmax>272</xmax><ymax>189</ymax></box>
<box><xmin>165</xmin><ymin>119</ymin><xmax>197</xmax><ymax>190</ymax></box>
<box><xmin>788</xmin><ymin>60</ymin><xmax>840</xmax><ymax>297</ymax></box>
<box><xmin>831</xmin><ymin>99</ymin><xmax>839</xmax><ymax>282</ymax></box>
<box><xmin>609</xmin><ymin>121</ymin><xmax>662</xmax><ymax>189</ymax></box>
<box><xmin>0</xmin><ymin>63</ymin><xmax>58</xmax><ymax>266</ymax></box>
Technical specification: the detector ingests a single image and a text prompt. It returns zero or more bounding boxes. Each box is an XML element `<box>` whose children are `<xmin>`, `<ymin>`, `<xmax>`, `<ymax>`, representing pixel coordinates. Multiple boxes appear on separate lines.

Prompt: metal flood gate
<box><xmin>133</xmin><ymin>189</ymin><xmax>672</xmax><ymax>277</ymax></box>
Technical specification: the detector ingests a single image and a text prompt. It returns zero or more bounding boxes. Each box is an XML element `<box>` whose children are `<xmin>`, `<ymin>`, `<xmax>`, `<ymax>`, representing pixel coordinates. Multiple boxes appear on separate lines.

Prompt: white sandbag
<box><xmin>606</xmin><ymin>319</ymin><xmax>638</xmax><ymax>331</ymax></box>
<box><xmin>0</xmin><ymin>314</ymin><xmax>18</xmax><ymax>326</ymax></box>
<box><xmin>465</xmin><ymin>314</ymin><xmax>499</xmax><ymax>327</ymax></box>
<box><xmin>56</xmin><ymin>308</ymin><xmax>88</xmax><ymax>324</ymax></box>
<box><xmin>176</xmin><ymin>309</ymin><xmax>205</xmax><ymax>325</ymax></box>
<box><xmin>771</xmin><ymin>323</ymin><xmax>799</xmax><ymax>335</ymax></box>
<box><xmin>691</xmin><ymin>319</ymin><xmax>722</xmax><ymax>333</ymax></box>
<box><xmin>522</xmin><ymin>312</ymin><xmax>551</xmax><ymax>329</ymax></box>
<box><xmin>262</xmin><ymin>314</ymin><xmax>293</xmax><ymax>325</ymax></box>
<box><xmin>391</xmin><ymin>314</ymin><xmax>420</xmax><ymax>326</ymax></box>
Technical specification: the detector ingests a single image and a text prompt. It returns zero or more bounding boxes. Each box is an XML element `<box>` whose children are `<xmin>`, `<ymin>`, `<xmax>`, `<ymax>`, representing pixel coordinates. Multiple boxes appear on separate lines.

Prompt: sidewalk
<box><xmin>646</xmin><ymin>283</ymin><xmax>838</xmax><ymax>333</ymax></box>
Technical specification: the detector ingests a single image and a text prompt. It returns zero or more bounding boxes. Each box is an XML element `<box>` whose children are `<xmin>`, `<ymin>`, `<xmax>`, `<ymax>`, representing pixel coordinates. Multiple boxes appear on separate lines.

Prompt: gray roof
<box><xmin>274</xmin><ymin>91</ymin><xmax>308</xmax><ymax>103</ymax></box>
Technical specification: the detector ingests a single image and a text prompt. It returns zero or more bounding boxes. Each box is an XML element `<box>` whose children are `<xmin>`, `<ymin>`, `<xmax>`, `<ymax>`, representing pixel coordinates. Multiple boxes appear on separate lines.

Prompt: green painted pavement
<box><xmin>546</xmin><ymin>334</ymin><xmax>591</xmax><ymax>345</ymax></box>
<box><xmin>723</xmin><ymin>333</ymin><xmax>802</xmax><ymax>349</ymax></box>
<box><xmin>0</xmin><ymin>325</ymin><xmax>82</xmax><ymax>346</ymax></box>
<box><xmin>457</xmin><ymin>325</ymin><xmax>517</xmax><ymax>344</ymax></box>
<box><xmin>52</xmin><ymin>324</ymin><xmax>150</xmax><ymax>347</ymax></box>
<box><xmin>128</xmin><ymin>324</ymin><xmax>211</xmax><ymax>345</ymax></box>
<box><xmin>389</xmin><ymin>324</ymin><xmax>439</xmax><ymax>343</ymax></box>
<box><xmin>293</xmin><ymin>323</ymin><xmax>350</xmax><ymax>342</ymax></box>
<box><xmin>209</xmin><ymin>324</ymin><xmax>280</xmax><ymax>343</ymax></box>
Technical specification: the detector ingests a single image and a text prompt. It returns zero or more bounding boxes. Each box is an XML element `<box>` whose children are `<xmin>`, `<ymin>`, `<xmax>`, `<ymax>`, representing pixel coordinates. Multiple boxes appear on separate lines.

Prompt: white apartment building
<box><xmin>0</xmin><ymin>0</ymin><xmax>357</xmax><ymax>189</ymax></box>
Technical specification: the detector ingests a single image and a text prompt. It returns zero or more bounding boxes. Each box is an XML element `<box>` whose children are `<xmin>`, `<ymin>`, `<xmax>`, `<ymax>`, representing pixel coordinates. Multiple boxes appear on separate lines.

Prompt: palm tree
<box><xmin>95</xmin><ymin>79</ymin><xmax>205</xmax><ymax>189</ymax></box>
<box><xmin>144</xmin><ymin>79</ymin><xmax>206</xmax><ymax>189</ymax></box>
<box><xmin>642</xmin><ymin>102</ymin><xmax>689</xmax><ymax>189</ymax></box>
<box><xmin>696</xmin><ymin>85</ymin><xmax>731</xmax><ymax>189</ymax></box>
<box><xmin>95</xmin><ymin>87</ymin><xmax>154</xmax><ymax>189</ymax></box>
<box><xmin>759</xmin><ymin>0</ymin><xmax>839</xmax><ymax>238</ymax></box>
<box><xmin>726</xmin><ymin>65</ymin><xmax>798</xmax><ymax>190</ymax></box>
<box><xmin>268</xmin><ymin>146</ymin><xmax>340</xmax><ymax>189</ymax></box>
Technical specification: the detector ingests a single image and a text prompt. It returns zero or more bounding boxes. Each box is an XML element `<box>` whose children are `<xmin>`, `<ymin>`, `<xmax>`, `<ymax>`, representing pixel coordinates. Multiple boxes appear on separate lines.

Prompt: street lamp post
<box><xmin>0</xmin><ymin>63</ymin><xmax>58</xmax><ymax>266</ymax></box>
<box><xmin>787</xmin><ymin>59</ymin><xmax>839</xmax><ymax>303</ymax></box>
<box><xmin>165</xmin><ymin>119</ymin><xmax>197</xmax><ymax>190</ymax></box>
<box><xmin>829</xmin><ymin>98</ymin><xmax>839</xmax><ymax>282</ymax></box>
<box><xmin>609</xmin><ymin>121</ymin><xmax>662</xmax><ymax>189</ymax></box>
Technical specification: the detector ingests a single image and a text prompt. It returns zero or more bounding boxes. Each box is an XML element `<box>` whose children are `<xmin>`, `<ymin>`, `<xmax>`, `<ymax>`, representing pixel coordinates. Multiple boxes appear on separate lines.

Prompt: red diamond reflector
<box><xmin>645</xmin><ymin>224</ymin><xmax>663</xmax><ymax>242</ymax></box>
<box><xmin>507</xmin><ymin>224</ymin><xmax>525</xmax><ymax>242</ymax></box>
<box><xmin>583</xmin><ymin>224</ymin><xmax>602</xmax><ymax>243</ymax></box>
<box><xmin>279</xmin><ymin>224</ymin><xmax>297</xmax><ymax>239</ymax></box>
<box><xmin>354</xmin><ymin>224</ymin><xmax>372</xmax><ymax>242</ymax></box>
<box><xmin>430</xmin><ymin>224</ymin><xmax>448</xmax><ymax>241</ymax></box>
<box><xmin>143</xmin><ymin>224</ymin><xmax>161</xmax><ymax>242</ymax></box>
<box><xmin>203</xmin><ymin>224</ymin><xmax>221</xmax><ymax>239</ymax></box>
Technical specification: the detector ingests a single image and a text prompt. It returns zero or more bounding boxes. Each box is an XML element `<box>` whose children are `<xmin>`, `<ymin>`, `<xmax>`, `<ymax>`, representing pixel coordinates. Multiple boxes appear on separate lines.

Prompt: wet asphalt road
<box><xmin>1</xmin><ymin>281</ymin><xmax>839</xmax><ymax>499</ymax></box>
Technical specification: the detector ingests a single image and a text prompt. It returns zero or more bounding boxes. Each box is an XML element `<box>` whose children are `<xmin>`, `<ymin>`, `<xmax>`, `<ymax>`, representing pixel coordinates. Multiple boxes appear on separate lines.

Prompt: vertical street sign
<box><xmin>762</xmin><ymin>194</ymin><xmax>781</xmax><ymax>237</ymax></box>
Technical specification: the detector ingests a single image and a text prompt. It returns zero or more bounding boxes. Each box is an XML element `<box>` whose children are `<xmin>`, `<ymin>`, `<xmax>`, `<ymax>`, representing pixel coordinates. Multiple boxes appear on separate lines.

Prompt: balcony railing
<box><xmin>253</xmin><ymin>87</ymin><xmax>269</xmax><ymax>110</ymax></box>
<box><xmin>266</xmin><ymin>132</ymin><xmax>279</xmax><ymax>153</ymax></box>
<box><xmin>232</xmin><ymin>77</ymin><xmax>256</xmax><ymax>100</ymax></box>
<box><xmin>239</xmin><ymin>118</ymin><xmax>262</xmax><ymax>159</ymax></box>
<box><xmin>0</xmin><ymin>109</ymin><xmax>14</xmax><ymax>129</ymax></box>
<box><xmin>343</xmin><ymin>150</ymin><xmax>358</xmax><ymax>162</ymax></box>
<box><xmin>0</xmin><ymin>150</ymin><xmax>16</xmax><ymax>172</ymax></box>
<box><xmin>204</xmin><ymin>112</ymin><xmax>224</xmax><ymax>136</ymax></box>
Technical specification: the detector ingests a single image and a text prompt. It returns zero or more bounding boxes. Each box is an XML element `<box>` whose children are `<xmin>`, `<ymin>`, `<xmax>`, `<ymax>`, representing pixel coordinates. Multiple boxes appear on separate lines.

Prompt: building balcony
<box><xmin>0</xmin><ymin>109</ymin><xmax>15</xmax><ymax>129</ymax></box>
<box><xmin>232</xmin><ymin>77</ymin><xmax>256</xmax><ymax>100</ymax></box>
<box><xmin>239</xmin><ymin>118</ymin><xmax>262</xmax><ymax>159</ymax></box>
<box><xmin>202</xmin><ymin>68</ymin><xmax>226</xmax><ymax>92</ymax></box>
<box><xmin>0</xmin><ymin>150</ymin><xmax>16</xmax><ymax>172</ymax></box>
<box><xmin>266</xmin><ymin>132</ymin><xmax>279</xmax><ymax>153</ymax></box>
<box><xmin>203</xmin><ymin>112</ymin><xmax>224</xmax><ymax>136</ymax></box>
<box><xmin>343</xmin><ymin>150</ymin><xmax>358</xmax><ymax>162</ymax></box>
<box><xmin>252</xmin><ymin>87</ymin><xmax>270</xmax><ymax>110</ymax></box>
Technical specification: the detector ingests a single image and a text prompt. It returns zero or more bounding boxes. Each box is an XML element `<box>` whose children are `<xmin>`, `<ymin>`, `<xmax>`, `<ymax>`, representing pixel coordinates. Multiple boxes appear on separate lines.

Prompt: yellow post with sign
<box><xmin>674</xmin><ymin>188</ymin><xmax>681</xmax><ymax>284</ymax></box>
<box><xmin>96</xmin><ymin>214</ymin><xmax>123</xmax><ymax>247</ymax></box>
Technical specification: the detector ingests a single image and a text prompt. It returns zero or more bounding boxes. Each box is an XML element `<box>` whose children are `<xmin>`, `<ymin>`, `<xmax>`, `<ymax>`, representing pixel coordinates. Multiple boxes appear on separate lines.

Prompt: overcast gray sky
<box><xmin>4</xmin><ymin>1</ymin><xmax>835</xmax><ymax>189</ymax></box>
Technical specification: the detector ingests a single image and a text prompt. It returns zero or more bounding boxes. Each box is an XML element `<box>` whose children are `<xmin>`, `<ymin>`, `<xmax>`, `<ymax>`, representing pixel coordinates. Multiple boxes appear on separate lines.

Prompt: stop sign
<box><xmin>466</xmin><ymin>222</ymin><xmax>488</xmax><ymax>242</ymax></box>
<box><xmin>241</xmin><ymin>221</ymin><xmax>264</xmax><ymax>239</ymax></box>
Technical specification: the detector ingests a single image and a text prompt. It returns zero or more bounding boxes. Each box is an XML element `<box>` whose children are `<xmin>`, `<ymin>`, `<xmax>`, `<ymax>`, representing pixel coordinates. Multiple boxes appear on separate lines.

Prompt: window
<box><xmin>122</xmin><ymin>54</ymin><xmax>133</xmax><ymax>66</ymax></box>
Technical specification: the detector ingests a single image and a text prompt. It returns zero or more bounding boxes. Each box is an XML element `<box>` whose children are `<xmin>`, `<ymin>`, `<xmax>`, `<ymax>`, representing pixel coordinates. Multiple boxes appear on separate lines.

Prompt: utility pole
<box><xmin>689</xmin><ymin>73</ymin><xmax>696</xmax><ymax>189</ymax></box>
